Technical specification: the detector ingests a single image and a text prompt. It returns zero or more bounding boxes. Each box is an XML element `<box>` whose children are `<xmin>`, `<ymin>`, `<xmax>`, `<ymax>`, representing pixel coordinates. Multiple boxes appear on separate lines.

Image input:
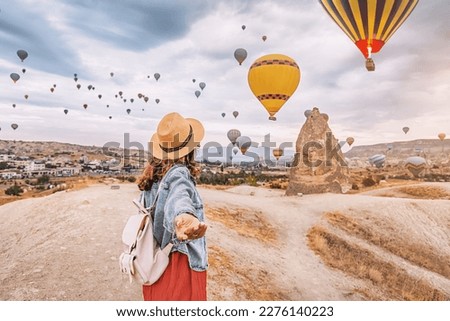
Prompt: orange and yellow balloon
<box><xmin>248</xmin><ymin>54</ymin><xmax>301</xmax><ymax>120</ymax></box>
<box><xmin>438</xmin><ymin>133</ymin><xmax>446</xmax><ymax>141</ymax></box>
<box><xmin>318</xmin><ymin>0</ymin><xmax>419</xmax><ymax>69</ymax></box>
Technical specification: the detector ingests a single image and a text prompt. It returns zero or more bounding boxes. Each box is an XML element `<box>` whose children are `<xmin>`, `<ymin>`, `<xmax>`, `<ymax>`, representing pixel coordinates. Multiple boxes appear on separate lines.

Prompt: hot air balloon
<box><xmin>119</xmin><ymin>91</ymin><xmax>123</xmax><ymax>96</ymax></box>
<box><xmin>74</xmin><ymin>77</ymin><xmax>78</xmax><ymax>82</ymax></box>
<box><xmin>232</xmin><ymin>147</ymin><xmax>239</xmax><ymax>155</ymax></box>
<box><xmin>405</xmin><ymin>156</ymin><xmax>426</xmax><ymax>177</ymax></box>
<box><xmin>24</xmin><ymin>94</ymin><xmax>28</xmax><ymax>99</ymax></box>
<box><xmin>126</xmin><ymin>109</ymin><xmax>131</xmax><ymax>115</ymax></box>
<box><xmin>109</xmin><ymin>116</ymin><xmax>112</xmax><ymax>119</ymax></box>
<box><xmin>236</xmin><ymin>136</ymin><xmax>252</xmax><ymax>155</ymax></box>
<box><xmin>227</xmin><ymin>129</ymin><xmax>241</xmax><ymax>146</ymax></box>
<box><xmin>50</xmin><ymin>87</ymin><xmax>54</xmax><ymax>93</ymax></box>
<box><xmin>304</xmin><ymin>109</ymin><xmax>312</xmax><ymax>118</ymax></box>
<box><xmin>438</xmin><ymin>133</ymin><xmax>446</xmax><ymax>141</ymax></box>
<box><xmin>138</xmin><ymin>93</ymin><xmax>143</xmax><ymax>99</ymax></box>
<box><xmin>386</xmin><ymin>143</ymin><xmax>393</xmax><ymax>151</ymax></box>
<box><xmin>234</xmin><ymin>48</ymin><xmax>247</xmax><ymax>65</ymax></box>
<box><xmin>123</xmin><ymin>99</ymin><xmax>127</xmax><ymax>103</ymax></box>
<box><xmin>262</xmin><ymin>35</ymin><xmax>267</xmax><ymax>41</ymax></box>
<box><xmin>221</xmin><ymin>113</ymin><xmax>226</xmax><ymax>118</ymax></box>
<box><xmin>10</xmin><ymin>73</ymin><xmax>20</xmax><ymax>83</ymax></box>
<box><xmin>83</xmin><ymin>104</ymin><xmax>88</xmax><ymax>109</ymax></box>
<box><xmin>346</xmin><ymin>137</ymin><xmax>355</xmax><ymax>146</ymax></box>
<box><xmin>318</xmin><ymin>0</ymin><xmax>419</xmax><ymax>71</ymax></box>
<box><xmin>248</xmin><ymin>54</ymin><xmax>301</xmax><ymax>121</ymax></box>
<box><xmin>17</xmin><ymin>49</ymin><xmax>28</xmax><ymax>62</ymax></box>
<box><xmin>144</xmin><ymin>96</ymin><xmax>149</xmax><ymax>103</ymax></box>
<box><xmin>88</xmin><ymin>85</ymin><xmax>93</xmax><ymax>90</ymax></box>
<box><xmin>110</xmin><ymin>72</ymin><xmax>114</xmax><ymax>77</ymax></box>
<box><xmin>98</xmin><ymin>94</ymin><xmax>102</xmax><ymax>99</ymax></box>
<box><xmin>192</xmin><ymin>79</ymin><xmax>196</xmax><ymax>83</ymax></box>
<box><xmin>11</xmin><ymin>123</ymin><xmax>18</xmax><ymax>130</ymax></box>
<box><xmin>368</xmin><ymin>154</ymin><xmax>385</xmax><ymax>168</ymax></box>
<box><xmin>241</xmin><ymin>25</ymin><xmax>246</xmax><ymax>30</ymax></box>
<box><xmin>199</xmin><ymin>82</ymin><xmax>206</xmax><ymax>90</ymax></box>
<box><xmin>155</xmin><ymin>98</ymin><xmax>160</xmax><ymax>104</ymax></box>
<box><xmin>402</xmin><ymin>126</ymin><xmax>409</xmax><ymax>134</ymax></box>
<box><xmin>195</xmin><ymin>90</ymin><xmax>201</xmax><ymax>98</ymax></box>
<box><xmin>106</xmin><ymin>105</ymin><xmax>109</xmax><ymax>108</ymax></box>
<box><xmin>273</xmin><ymin>148</ymin><xmax>283</xmax><ymax>160</ymax></box>
<box><xmin>64</xmin><ymin>109</ymin><xmax>68</xmax><ymax>115</ymax></box>
<box><xmin>232</xmin><ymin>111</ymin><xmax>239</xmax><ymax>118</ymax></box>
<box><xmin>130</xmin><ymin>98</ymin><xmax>134</xmax><ymax>103</ymax></box>
<box><xmin>12</xmin><ymin>104</ymin><xmax>16</xmax><ymax>108</ymax></box>
<box><xmin>74</xmin><ymin>73</ymin><xmax>77</xmax><ymax>77</ymax></box>
<box><xmin>76</xmin><ymin>84</ymin><xmax>81</xmax><ymax>90</ymax></box>
<box><xmin>154</xmin><ymin>73</ymin><xmax>160</xmax><ymax>81</ymax></box>
<box><xmin>22</xmin><ymin>68</ymin><xmax>26</xmax><ymax>74</ymax></box>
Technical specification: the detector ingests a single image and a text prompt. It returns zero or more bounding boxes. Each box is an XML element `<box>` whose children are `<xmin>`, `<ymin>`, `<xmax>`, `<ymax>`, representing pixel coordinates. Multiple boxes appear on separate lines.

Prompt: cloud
<box><xmin>0</xmin><ymin>0</ymin><xmax>448</xmax><ymax>149</ymax></box>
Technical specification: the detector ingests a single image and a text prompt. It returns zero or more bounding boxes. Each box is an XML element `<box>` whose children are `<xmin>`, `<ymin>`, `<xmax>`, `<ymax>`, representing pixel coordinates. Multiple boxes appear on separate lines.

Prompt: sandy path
<box><xmin>0</xmin><ymin>183</ymin><xmax>449</xmax><ymax>300</ymax></box>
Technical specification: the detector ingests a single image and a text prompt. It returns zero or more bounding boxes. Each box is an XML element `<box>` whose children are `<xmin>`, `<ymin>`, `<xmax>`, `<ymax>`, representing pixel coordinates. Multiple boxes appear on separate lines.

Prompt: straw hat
<box><xmin>149</xmin><ymin>112</ymin><xmax>204</xmax><ymax>160</ymax></box>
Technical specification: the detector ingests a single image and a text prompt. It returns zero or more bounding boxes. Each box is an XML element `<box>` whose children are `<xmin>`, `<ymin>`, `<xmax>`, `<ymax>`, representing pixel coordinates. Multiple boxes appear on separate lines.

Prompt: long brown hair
<box><xmin>137</xmin><ymin>150</ymin><xmax>199</xmax><ymax>191</ymax></box>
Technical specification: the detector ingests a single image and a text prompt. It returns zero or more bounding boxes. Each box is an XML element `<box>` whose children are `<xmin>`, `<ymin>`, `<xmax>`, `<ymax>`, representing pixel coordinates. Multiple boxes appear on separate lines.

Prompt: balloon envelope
<box><xmin>318</xmin><ymin>0</ymin><xmax>419</xmax><ymax>59</ymax></box>
<box><xmin>273</xmin><ymin>148</ymin><xmax>283</xmax><ymax>160</ymax></box>
<box><xmin>402</xmin><ymin>126</ymin><xmax>409</xmax><ymax>134</ymax></box>
<box><xmin>17</xmin><ymin>49</ymin><xmax>28</xmax><ymax>62</ymax></box>
<box><xmin>10</xmin><ymin>73</ymin><xmax>20</xmax><ymax>83</ymax></box>
<box><xmin>262</xmin><ymin>35</ymin><xmax>267</xmax><ymax>41</ymax></box>
<box><xmin>64</xmin><ymin>109</ymin><xmax>68</xmax><ymax>114</ymax></box>
<box><xmin>195</xmin><ymin>90</ymin><xmax>201</xmax><ymax>98</ymax></box>
<box><xmin>248</xmin><ymin>54</ymin><xmax>301</xmax><ymax>120</ymax></box>
<box><xmin>221</xmin><ymin>113</ymin><xmax>226</xmax><ymax>118</ymax></box>
<box><xmin>236</xmin><ymin>136</ymin><xmax>251</xmax><ymax>155</ymax></box>
<box><xmin>346</xmin><ymin>137</ymin><xmax>355</xmax><ymax>146</ymax></box>
<box><xmin>233</xmin><ymin>111</ymin><xmax>239</xmax><ymax>118</ymax></box>
<box><xmin>11</xmin><ymin>123</ymin><xmax>18</xmax><ymax>130</ymax></box>
<box><xmin>438</xmin><ymin>133</ymin><xmax>446</xmax><ymax>141</ymax></box>
<box><xmin>154</xmin><ymin>73</ymin><xmax>160</xmax><ymax>81</ymax></box>
<box><xmin>304</xmin><ymin>109</ymin><xmax>312</xmax><ymax>118</ymax></box>
<box><xmin>368</xmin><ymin>154</ymin><xmax>385</xmax><ymax>168</ymax></box>
<box><xmin>227</xmin><ymin>129</ymin><xmax>241</xmax><ymax>145</ymax></box>
<box><xmin>199</xmin><ymin>82</ymin><xmax>206</xmax><ymax>90</ymax></box>
<box><xmin>405</xmin><ymin>156</ymin><xmax>426</xmax><ymax>177</ymax></box>
<box><xmin>234</xmin><ymin>48</ymin><xmax>247</xmax><ymax>65</ymax></box>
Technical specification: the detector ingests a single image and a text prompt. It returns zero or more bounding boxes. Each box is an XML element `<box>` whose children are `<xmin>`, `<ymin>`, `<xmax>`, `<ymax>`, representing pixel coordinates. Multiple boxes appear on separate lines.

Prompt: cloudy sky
<box><xmin>0</xmin><ymin>0</ymin><xmax>449</xmax><ymax>154</ymax></box>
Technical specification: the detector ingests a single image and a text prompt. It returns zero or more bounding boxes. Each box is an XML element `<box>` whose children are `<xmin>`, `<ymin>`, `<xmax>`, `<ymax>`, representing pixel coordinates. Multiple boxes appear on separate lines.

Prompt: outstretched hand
<box><xmin>175</xmin><ymin>213</ymin><xmax>207</xmax><ymax>241</ymax></box>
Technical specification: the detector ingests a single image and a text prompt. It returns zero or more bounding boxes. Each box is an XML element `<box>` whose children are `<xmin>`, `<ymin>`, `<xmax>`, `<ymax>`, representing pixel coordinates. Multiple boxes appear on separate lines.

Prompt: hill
<box><xmin>0</xmin><ymin>182</ymin><xmax>449</xmax><ymax>300</ymax></box>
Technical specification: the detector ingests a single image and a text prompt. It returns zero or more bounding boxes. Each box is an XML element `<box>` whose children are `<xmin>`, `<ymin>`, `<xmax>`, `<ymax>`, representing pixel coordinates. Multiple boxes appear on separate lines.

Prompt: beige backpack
<box><xmin>119</xmin><ymin>182</ymin><xmax>173</xmax><ymax>285</ymax></box>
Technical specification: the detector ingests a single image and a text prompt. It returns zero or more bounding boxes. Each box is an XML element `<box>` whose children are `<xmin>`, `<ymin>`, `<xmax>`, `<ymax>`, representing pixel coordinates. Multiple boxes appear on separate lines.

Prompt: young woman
<box><xmin>137</xmin><ymin>112</ymin><xmax>207</xmax><ymax>301</ymax></box>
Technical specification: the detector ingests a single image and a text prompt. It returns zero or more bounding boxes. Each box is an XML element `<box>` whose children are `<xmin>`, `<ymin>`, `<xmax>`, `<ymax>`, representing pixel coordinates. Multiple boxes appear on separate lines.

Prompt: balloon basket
<box><xmin>366</xmin><ymin>58</ymin><xmax>375</xmax><ymax>71</ymax></box>
<box><xmin>269</xmin><ymin>116</ymin><xmax>277</xmax><ymax>121</ymax></box>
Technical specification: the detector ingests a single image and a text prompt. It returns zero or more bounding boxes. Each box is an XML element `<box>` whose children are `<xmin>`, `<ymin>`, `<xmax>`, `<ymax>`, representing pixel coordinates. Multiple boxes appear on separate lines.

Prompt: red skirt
<box><xmin>142</xmin><ymin>251</ymin><xmax>207</xmax><ymax>301</ymax></box>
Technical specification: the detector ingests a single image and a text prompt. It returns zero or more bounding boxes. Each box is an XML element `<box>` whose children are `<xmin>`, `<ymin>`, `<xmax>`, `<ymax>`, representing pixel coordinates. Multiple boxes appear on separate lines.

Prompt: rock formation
<box><xmin>286</xmin><ymin>107</ymin><xmax>350</xmax><ymax>195</ymax></box>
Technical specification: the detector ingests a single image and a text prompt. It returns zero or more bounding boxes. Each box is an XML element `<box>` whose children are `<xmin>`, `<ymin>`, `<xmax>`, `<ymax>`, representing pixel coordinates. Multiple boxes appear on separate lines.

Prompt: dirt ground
<box><xmin>0</xmin><ymin>181</ymin><xmax>449</xmax><ymax>300</ymax></box>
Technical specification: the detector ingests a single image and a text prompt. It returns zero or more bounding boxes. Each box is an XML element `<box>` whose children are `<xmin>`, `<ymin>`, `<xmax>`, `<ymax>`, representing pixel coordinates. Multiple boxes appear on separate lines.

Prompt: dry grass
<box><xmin>324</xmin><ymin>211</ymin><xmax>450</xmax><ymax>279</ymax></box>
<box><xmin>307</xmin><ymin>226</ymin><xmax>449</xmax><ymax>300</ymax></box>
<box><xmin>0</xmin><ymin>178</ymin><xmax>104</xmax><ymax>207</ymax></box>
<box><xmin>208</xmin><ymin>245</ymin><xmax>289</xmax><ymax>300</ymax></box>
<box><xmin>397</xmin><ymin>186</ymin><xmax>450</xmax><ymax>199</ymax></box>
<box><xmin>205</xmin><ymin>206</ymin><xmax>278</xmax><ymax>244</ymax></box>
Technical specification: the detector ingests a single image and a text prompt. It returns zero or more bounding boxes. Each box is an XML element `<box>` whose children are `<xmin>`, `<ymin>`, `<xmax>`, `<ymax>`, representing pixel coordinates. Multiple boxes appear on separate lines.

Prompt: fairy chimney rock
<box><xmin>286</xmin><ymin>107</ymin><xmax>350</xmax><ymax>195</ymax></box>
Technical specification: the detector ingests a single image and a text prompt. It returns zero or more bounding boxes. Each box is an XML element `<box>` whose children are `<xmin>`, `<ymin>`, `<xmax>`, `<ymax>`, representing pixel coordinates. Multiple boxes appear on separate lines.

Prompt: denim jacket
<box><xmin>141</xmin><ymin>165</ymin><xmax>208</xmax><ymax>271</ymax></box>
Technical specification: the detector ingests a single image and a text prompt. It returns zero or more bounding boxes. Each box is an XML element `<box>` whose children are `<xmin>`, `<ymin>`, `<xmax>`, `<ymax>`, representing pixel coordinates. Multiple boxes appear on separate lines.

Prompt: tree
<box><xmin>5</xmin><ymin>184</ymin><xmax>24</xmax><ymax>196</ymax></box>
<box><xmin>0</xmin><ymin>162</ymin><xmax>8</xmax><ymax>170</ymax></box>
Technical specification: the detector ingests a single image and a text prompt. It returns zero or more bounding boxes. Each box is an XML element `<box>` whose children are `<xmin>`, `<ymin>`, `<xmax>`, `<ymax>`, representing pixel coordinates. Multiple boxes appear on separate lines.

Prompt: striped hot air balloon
<box><xmin>368</xmin><ymin>154</ymin><xmax>386</xmax><ymax>168</ymax></box>
<box><xmin>318</xmin><ymin>0</ymin><xmax>419</xmax><ymax>71</ymax></box>
<box><xmin>405</xmin><ymin>156</ymin><xmax>426</xmax><ymax>177</ymax></box>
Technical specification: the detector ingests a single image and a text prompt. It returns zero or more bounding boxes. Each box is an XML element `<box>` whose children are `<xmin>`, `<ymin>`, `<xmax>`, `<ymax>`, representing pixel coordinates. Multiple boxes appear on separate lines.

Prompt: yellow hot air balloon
<box><xmin>438</xmin><ymin>133</ymin><xmax>446</xmax><ymax>141</ymax></box>
<box><xmin>318</xmin><ymin>0</ymin><xmax>419</xmax><ymax>71</ymax></box>
<box><xmin>273</xmin><ymin>148</ymin><xmax>283</xmax><ymax>160</ymax></box>
<box><xmin>248</xmin><ymin>54</ymin><xmax>301</xmax><ymax>120</ymax></box>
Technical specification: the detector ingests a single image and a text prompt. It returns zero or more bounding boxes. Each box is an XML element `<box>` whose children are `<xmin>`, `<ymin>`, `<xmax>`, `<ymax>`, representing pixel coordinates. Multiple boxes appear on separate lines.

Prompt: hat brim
<box><xmin>149</xmin><ymin>117</ymin><xmax>204</xmax><ymax>160</ymax></box>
